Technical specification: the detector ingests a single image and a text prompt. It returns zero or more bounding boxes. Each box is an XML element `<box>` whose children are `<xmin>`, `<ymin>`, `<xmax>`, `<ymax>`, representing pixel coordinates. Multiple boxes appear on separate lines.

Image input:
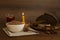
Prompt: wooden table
<box><xmin>0</xmin><ymin>27</ymin><xmax>60</xmax><ymax>40</ymax></box>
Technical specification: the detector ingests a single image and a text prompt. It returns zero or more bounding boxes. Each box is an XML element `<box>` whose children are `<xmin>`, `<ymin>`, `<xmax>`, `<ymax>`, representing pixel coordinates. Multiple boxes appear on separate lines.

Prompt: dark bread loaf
<box><xmin>30</xmin><ymin>13</ymin><xmax>58</xmax><ymax>32</ymax></box>
<box><xmin>36</xmin><ymin>13</ymin><xmax>57</xmax><ymax>26</ymax></box>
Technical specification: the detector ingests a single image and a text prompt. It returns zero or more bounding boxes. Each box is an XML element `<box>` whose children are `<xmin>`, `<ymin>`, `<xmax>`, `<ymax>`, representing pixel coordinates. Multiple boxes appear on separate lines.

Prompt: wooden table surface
<box><xmin>0</xmin><ymin>26</ymin><xmax>60</xmax><ymax>40</ymax></box>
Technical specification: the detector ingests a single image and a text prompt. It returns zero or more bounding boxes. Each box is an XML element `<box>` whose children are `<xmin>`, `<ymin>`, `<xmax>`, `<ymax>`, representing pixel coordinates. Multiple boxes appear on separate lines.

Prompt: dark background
<box><xmin>0</xmin><ymin>0</ymin><xmax>60</xmax><ymax>27</ymax></box>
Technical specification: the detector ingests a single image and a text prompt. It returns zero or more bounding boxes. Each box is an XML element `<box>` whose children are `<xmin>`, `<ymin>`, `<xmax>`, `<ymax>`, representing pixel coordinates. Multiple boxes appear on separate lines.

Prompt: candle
<box><xmin>22</xmin><ymin>12</ymin><xmax>25</xmax><ymax>24</ymax></box>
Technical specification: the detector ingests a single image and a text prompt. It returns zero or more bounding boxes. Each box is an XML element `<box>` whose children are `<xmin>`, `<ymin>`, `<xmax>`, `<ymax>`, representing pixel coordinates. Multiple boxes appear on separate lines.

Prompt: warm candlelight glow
<box><xmin>22</xmin><ymin>12</ymin><xmax>25</xmax><ymax>24</ymax></box>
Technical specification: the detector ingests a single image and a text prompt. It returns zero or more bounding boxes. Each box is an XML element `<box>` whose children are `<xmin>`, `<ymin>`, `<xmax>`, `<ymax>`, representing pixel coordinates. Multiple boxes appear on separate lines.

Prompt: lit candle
<box><xmin>22</xmin><ymin>12</ymin><xmax>25</xmax><ymax>24</ymax></box>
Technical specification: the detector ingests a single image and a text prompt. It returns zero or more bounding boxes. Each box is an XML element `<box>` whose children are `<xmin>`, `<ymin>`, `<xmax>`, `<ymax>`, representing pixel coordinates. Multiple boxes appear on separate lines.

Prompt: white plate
<box><xmin>3</xmin><ymin>27</ymin><xmax>39</xmax><ymax>37</ymax></box>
